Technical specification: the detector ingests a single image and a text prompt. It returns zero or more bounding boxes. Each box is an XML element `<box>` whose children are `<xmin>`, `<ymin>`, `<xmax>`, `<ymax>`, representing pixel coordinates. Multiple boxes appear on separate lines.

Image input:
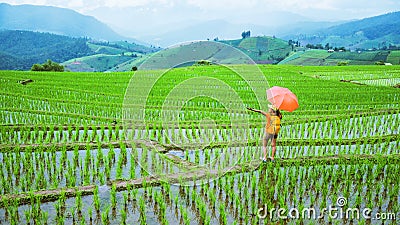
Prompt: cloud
<box><xmin>3</xmin><ymin>0</ymin><xmax>400</xmax><ymax>33</ymax></box>
<box><xmin>3</xmin><ymin>0</ymin><xmax>400</xmax><ymax>17</ymax></box>
<box><xmin>3</xmin><ymin>0</ymin><xmax>47</xmax><ymax>5</ymax></box>
<box><xmin>187</xmin><ymin>0</ymin><xmax>259</xmax><ymax>10</ymax></box>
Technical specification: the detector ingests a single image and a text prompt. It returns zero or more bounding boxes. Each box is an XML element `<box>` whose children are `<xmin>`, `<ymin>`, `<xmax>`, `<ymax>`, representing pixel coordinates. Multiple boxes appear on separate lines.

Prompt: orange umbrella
<box><xmin>266</xmin><ymin>86</ymin><xmax>299</xmax><ymax>112</ymax></box>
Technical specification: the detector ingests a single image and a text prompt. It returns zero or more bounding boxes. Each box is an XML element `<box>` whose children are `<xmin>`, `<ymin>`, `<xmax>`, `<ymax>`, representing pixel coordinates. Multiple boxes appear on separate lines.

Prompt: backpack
<box><xmin>266</xmin><ymin>115</ymin><xmax>281</xmax><ymax>134</ymax></box>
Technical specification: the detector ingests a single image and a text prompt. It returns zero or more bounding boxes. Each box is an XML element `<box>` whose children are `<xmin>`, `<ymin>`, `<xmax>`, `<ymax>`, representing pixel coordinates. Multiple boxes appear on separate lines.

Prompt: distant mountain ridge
<box><xmin>0</xmin><ymin>3</ymin><xmax>127</xmax><ymax>41</ymax></box>
<box><xmin>141</xmin><ymin>19</ymin><xmax>344</xmax><ymax>47</ymax></box>
<box><xmin>2</xmin><ymin>3</ymin><xmax>399</xmax><ymax>50</ymax></box>
<box><xmin>1</xmin><ymin>3</ymin><xmax>399</xmax><ymax>70</ymax></box>
<box><xmin>287</xmin><ymin>11</ymin><xmax>400</xmax><ymax>50</ymax></box>
<box><xmin>323</xmin><ymin>12</ymin><xmax>400</xmax><ymax>38</ymax></box>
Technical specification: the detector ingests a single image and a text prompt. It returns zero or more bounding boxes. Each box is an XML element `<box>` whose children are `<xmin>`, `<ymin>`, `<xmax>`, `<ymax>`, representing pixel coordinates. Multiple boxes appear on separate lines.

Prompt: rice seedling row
<box><xmin>1</xmin><ymin>65</ymin><xmax>399</xmax><ymax>224</ymax></box>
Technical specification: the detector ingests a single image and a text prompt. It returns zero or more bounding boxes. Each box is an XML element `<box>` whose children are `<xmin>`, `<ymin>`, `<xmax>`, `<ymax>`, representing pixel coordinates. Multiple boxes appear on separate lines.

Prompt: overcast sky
<box><xmin>3</xmin><ymin>0</ymin><xmax>400</xmax><ymax>38</ymax></box>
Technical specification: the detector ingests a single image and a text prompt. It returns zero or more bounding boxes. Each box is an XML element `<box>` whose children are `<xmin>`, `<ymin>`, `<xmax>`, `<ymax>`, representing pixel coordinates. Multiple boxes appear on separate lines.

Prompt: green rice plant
<box><xmin>116</xmin><ymin>153</ymin><xmax>124</xmax><ymax>179</ymax></box>
<box><xmin>104</xmin><ymin>157</ymin><xmax>111</xmax><ymax>180</ymax></box>
<box><xmin>96</xmin><ymin>147</ymin><xmax>104</xmax><ymax>172</ymax></box>
<box><xmin>139</xmin><ymin>196</ymin><xmax>147</xmax><ymax>225</ymax></box>
<box><xmin>56</xmin><ymin>213</ymin><xmax>65</xmax><ymax>225</ymax></box>
<box><xmin>87</xmin><ymin>206</ymin><xmax>93</xmax><ymax>223</ymax></box>
<box><xmin>130</xmin><ymin>152</ymin><xmax>136</xmax><ymax>179</ymax></box>
<box><xmin>75</xmin><ymin>191</ymin><xmax>82</xmax><ymax>213</ymax></box>
<box><xmin>93</xmin><ymin>186</ymin><xmax>100</xmax><ymax>213</ymax></box>
<box><xmin>120</xmin><ymin>205</ymin><xmax>127</xmax><ymax>225</ymax></box>
<box><xmin>69</xmin><ymin>207</ymin><xmax>76</xmax><ymax>224</ymax></box>
<box><xmin>219</xmin><ymin>203</ymin><xmax>228</xmax><ymax>225</ymax></box>
<box><xmin>101</xmin><ymin>205</ymin><xmax>110</xmax><ymax>225</ymax></box>
<box><xmin>181</xmin><ymin>204</ymin><xmax>190</xmax><ymax>225</ymax></box>
<box><xmin>111</xmin><ymin>126</ymin><xmax>117</xmax><ymax>141</ymax></box>
<box><xmin>2</xmin><ymin>64</ymin><xmax>400</xmax><ymax>225</ymax></box>
<box><xmin>184</xmin><ymin>150</ymin><xmax>189</xmax><ymax>161</ymax></box>
<box><xmin>131</xmin><ymin>187</ymin><xmax>138</xmax><ymax>209</ymax></box>
<box><xmin>99</xmin><ymin>124</ymin><xmax>106</xmax><ymax>141</ymax></box>
<box><xmin>7</xmin><ymin>200</ymin><xmax>19</xmax><ymax>225</ymax></box>
<box><xmin>78</xmin><ymin>216</ymin><xmax>85</xmax><ymax>225</ymax></box>
<box><xmin>80</xmin><ymin>124</ymin><xmax>88</xmax><ymax>142</ymax></box>
<box><xmin>24</xmin><ymin>209</ymin><xmax>31</xmax><ymax>225</ymax></box>
<box><xmin>108</xmin><ymin>144</ymin><xmax>116</xmax><ymax>165</ymax></box>
<box><xmin>70</xmin><ymin>145</ymin><xmax>79</xmax><ymax>168</ymax></box>
<box><xmin>67</xmin><ymin>160</ymin><xmax>76</xmax><ymax>187</ymax></box>
<box><xmin>111</xmin><ymin>184</ymin><xmax>117</xmax><ymax>210</ymax></box>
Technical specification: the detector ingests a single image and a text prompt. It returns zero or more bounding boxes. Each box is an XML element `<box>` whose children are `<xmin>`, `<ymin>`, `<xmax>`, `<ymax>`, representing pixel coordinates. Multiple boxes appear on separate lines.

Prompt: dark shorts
<box><xmin>264</xmin><ymin>133</ymin><xmax>278</xmax><ymax>141</ymax></box>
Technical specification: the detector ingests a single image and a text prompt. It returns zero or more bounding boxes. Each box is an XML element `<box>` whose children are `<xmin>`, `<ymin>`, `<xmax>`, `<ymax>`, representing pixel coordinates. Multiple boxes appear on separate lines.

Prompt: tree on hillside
<box><xmin>31</xmin><ymin>59</ymin><xmax>64</xmax><ymax>72</ymax></box>
<box><xmin>241</xmin><ymin>31</ymin><xmax>251</xmax><ymax>39</ymax></box>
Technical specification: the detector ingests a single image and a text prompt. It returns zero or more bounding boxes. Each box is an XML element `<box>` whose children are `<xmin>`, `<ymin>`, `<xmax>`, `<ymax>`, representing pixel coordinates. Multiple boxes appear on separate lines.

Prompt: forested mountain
<box><xmin>0</xmin><ymin>30</ymin><xmax>157</xmax><ymax>70</ymax></box>
<box><xmin>0</xmin><ymin>30</ymin><xmax>92</xmax><ymax>70</ymax></box>
<box><xmin>0</xmin><ymin>3</ymin><xmax>127</xmax><ymax>41</ymax></box>
<box><xmin>323</xmin><ymin>12</ymin><xmax>400</xmax><ymax>39</ymax></box>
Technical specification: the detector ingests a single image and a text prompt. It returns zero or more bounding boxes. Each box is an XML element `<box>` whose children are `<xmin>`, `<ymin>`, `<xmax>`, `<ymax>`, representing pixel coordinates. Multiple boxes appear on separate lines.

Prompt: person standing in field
<box><xmin>247</xmin><ymin>105</ymin><xmax>282</xmax><ymax>162</ymax></box>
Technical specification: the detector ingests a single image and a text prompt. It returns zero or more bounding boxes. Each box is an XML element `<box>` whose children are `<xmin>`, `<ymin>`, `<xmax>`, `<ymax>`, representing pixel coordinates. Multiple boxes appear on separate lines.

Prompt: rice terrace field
<box><xmin>1</xmin><ymin>60</ymin><xmax>400</xmax><ymax>224</ymax></box>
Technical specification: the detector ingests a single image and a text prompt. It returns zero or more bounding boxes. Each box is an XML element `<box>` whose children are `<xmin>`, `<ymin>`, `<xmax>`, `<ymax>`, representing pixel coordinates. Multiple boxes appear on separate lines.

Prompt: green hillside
<box><xmin>3</xmin><ymin>29</ymin><xmax>399</xmax><ymax>72</ymax></box>
<box><xmin>112</xmin><ymin>36</ymin><xmax>292</xmax><ymax>71</ymax></box>
<box><xmin>64</xmin><ymin>41</ymin><xmax>157</xmax><ymax>72</ymax></box>
<box><xmin>0</xmin><ymin>52</ymin><xmax>29</xmax><ymax>70</ymax></box>
<box><xmin>88</xmin><ymin>41</ymin><xmax>156</xmax><ymax>55</ymax></box>
<box><xmin>279</xmin><ymin>49</ymin><xmax>400</xmax><ymax>66</ymax></box>
<box><xmin>387</xmin><ymin>51</ymin><xmax>400</xmax><ymax>65</ymax></box>
<box><xmin>114</xmin><ymin>38</ymin><xmax>399</xmax><ymax>71</ymax></box>
<box><xmin>107</xmin><ymin>57</ymin><xmax>148</xmax><ymax>72</ymax></box>
<box><xmin>0</xmin><ymin>30</ymin><xmax>156</xmax><ymax>71</ymax></box>
<box><xmin>110</xmin><ymin>37</ymin><xmax>292</xmax><ymax>71</ymax></box>
<box><xmin>63</xmin><ymin>54</ymin><xmax>137</xmax><ymax>72</ymax></box>
<box><xmin>219</xmin><ymin>36</ymin><xmax>292</xmax><ymax>64</ymax></box>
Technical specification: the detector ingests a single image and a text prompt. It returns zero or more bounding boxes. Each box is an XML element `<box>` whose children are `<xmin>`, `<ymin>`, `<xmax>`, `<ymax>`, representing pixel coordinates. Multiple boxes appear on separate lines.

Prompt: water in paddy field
<box><xmin>0</xmin><ymin>163</ymin><xmax>398</xmax><ymax>225</ymax></box>
<box><xmin>0</xmin><ymin>114</ymin><xmax>398</xmax><ymax>224</ymax></box>
<box><xmin>0</xmin><ymin>132</ymin><xmax>398</xmax><ymax>196</ymax></box>
<box><xmin>0</xmin><ymin>147</ymin><xmax>182</xmax><ymax>195</ymax></box>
